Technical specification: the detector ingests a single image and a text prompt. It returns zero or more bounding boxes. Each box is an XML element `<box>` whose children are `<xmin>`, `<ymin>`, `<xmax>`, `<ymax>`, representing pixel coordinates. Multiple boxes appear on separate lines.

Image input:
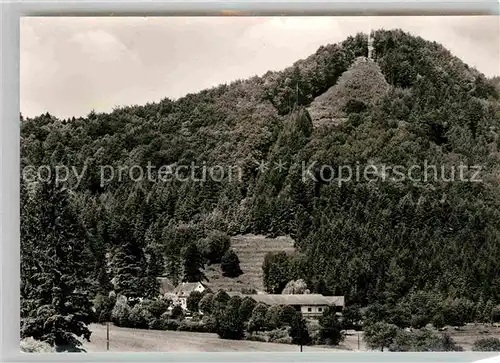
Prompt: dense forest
<box><xmin>20</xmin><ymin>29</ymin><xmax>500</xmax><ymax>349</ymax></box>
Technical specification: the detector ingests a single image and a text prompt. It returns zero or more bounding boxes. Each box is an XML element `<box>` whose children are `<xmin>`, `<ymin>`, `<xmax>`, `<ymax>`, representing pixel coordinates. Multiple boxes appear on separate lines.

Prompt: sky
<box><xmin>21</xmin><ymin>16</ymin><xmax>500</xmax><ymax>119</ymax></box>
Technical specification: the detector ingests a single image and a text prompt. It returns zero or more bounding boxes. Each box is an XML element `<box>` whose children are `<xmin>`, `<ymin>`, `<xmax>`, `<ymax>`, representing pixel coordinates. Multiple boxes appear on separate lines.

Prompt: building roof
<box><xmin>239</xmin><ymin>294</ymin><xmax>344</xmax><ymax>307</ymax></box>
<box><xmin>157</xmin><ymin>277</ymin><xmax>175</xmax><ymax>294</ymax></box>
<box><xmin>172</xmin><ymin>282</ymin><xmax>206</xmax><ymax>296</ymax></box>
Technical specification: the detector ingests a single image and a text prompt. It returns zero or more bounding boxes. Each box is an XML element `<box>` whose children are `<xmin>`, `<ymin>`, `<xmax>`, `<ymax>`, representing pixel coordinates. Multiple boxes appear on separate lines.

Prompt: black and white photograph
<box><xmin>19</xmin><ymin>16</ymin><xmax>500</xmax><ymax>353</ymax></box>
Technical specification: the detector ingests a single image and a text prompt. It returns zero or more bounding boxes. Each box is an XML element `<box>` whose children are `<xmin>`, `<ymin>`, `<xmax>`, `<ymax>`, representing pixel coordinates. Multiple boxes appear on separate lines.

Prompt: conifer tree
<box><xmin>215</xmin><ymin>296</ymin><xmax>245</xmax><ymax>340</ymax></box>
<box><xmin>165</xmin><ymin>254</ymin><xmax>182</xmax><ymax>286</ymax></box>
<box><xmin>111</xmin><ymin>227</ymin><xmax>147</xmax><ymax>299</ymax></box>
<box><xmin>484</xmin><ymin>300</ymin><xmax>494</xmax><ymax>324</ymax></box>
<box><xmin>96</xmin><ymin>264</ymin><xmax>113</xmax><ymax>296</ymax></box>
<box><xmin>109</xmin><ymin>188</ymin><xmax>149</xmax><ymax>299</ymax></box>
<box><xmin>181</xmin><ymin>243</ymin><xmax>206</xmax><ymax>283</ymax></box>
<box><xmin>290</xmin><ymin>311</ymin><xmax>312</xmax><ymax>351</ymax></box>
<box><xmin>20</xmin><ymin>172</ymin><xmax>93</xmax><ymax>351</ymax></box>
<box><xmin>144</xmin><ymin>245</ymin><xmax>164</xmax><ymax>299</ymax></box>
<box><xmin>221</xmin><ymin>249</ymin><xmax>243</xmax><ymax>278</ymax></box>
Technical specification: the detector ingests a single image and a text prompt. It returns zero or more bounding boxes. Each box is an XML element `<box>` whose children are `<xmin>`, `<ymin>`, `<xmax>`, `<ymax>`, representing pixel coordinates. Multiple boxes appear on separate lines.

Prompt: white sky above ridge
<box><xmin>21</xmin><ymin>16</ymin><xmax>500</xmax><ymax>119</ymax></box>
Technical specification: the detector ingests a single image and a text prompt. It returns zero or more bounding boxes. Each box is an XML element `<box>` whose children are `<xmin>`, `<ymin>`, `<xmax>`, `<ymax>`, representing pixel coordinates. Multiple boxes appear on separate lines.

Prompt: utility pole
<box><xmin>357</xmin><ymin>332</ymin><xmax>360</xmax><ymax>350</ymax></box>
<box><xmin>106</xmin><ymin>322</ymin><xmax>110</xmax><ymax>351</ymax></box>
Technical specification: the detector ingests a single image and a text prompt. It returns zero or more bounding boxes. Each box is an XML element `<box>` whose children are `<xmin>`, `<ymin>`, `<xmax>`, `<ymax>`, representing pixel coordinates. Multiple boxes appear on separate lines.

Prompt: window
<box><xmin>307</xmin><ymin>307</ymin><xmax>312</xmax><ymax>312</ymax></box>
<box><xmin>318</xmin><ymin>307</ymin><xmax>323</xmax><ymax>312</ymax></box>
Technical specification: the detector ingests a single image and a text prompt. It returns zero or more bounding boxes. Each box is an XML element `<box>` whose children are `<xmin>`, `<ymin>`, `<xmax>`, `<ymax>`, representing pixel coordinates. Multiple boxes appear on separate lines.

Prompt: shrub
<box><xmin>262</xmin><ymin>252</ymin><xmax>291</xmax><ymax>294</ymax></box>
<box><xmin>363</xmin><ymin>322</ymin><xmax>399</xmax><ymax>351</ymax></box>
<box><xmin>191</xmin><ymin>312</ymin><xmax>202</xmax><ymax>322</ymax></box>
<box><xmin>229</xmin><ymin>294</ymin><xmax>245</xmax><ymax>314</ymax></box>
<box><xmin>148</xmin><ymin>299</ymin><xmax>170</xmax><ymax>319</ymax></box>
<box><xmin>431</xmin><ymin>310</ymin><xmax>446</xmax><ymax>329</ymax></box>
<box><xmin>385</xmin><ymin>303</ymin><xmax>411</xmax><ymax>328</ymax></box>
<box><xmin>178</xmin><ymin>320</ymin><xmax>210</xmax><ymax>333</ymax></box>
<box><xmin>148</xmin><ymin>318</ymin><xmax>163</xmax><ymax>330</ymax></box>
<box><xmin>442</xmin><ymin>298</ymin><xmax>475</xmax><ymax>327</ymax></box>
<box><xmin>93</xmin><ymin>293</ymin><xmax>116</xmax><ymax>323</ymax></box>
<box><xmin>282</xmin><ymin>279</ymin><xmax>308</xmax><ymax>294</ymax></box>
<box><xmin>363</xmin><ymin>303</ymin><xmax>390</xmax><ymax>326</ymax></box>
<box><xmin>177</xmin><ymin>320</ymin><xmax>194</xmax><ymax>332</ymax></box>
<box><xmin>482</xmin><ymin>300</ymin><xmax>494</xmax><ymax>323</ymax></box>
<box><xmin>265</xmin><ymin>305</ymin><xmax>284</xmax><ymax>330</ymax></box>
<box><xmin>165</xmin><ymin>319</ymin><xmax>180</xmax><ymax>331</ymax></box>
<box><xmin>268</xmin><ymin>327</ymin><xmax>290</xmax><ymax>342</ymax></box>
<box><xmin>198</xmin><ymin>230</ymin><xmax>231</xmax><ymax>264</ymax></box>
<box><xmin>111</xmin><ymin>295</ymin><xmax>131</xmax><ymax>327</ymax></box>
<box><xmin>318</xmin><ymin>305</ymin><xmax>344</xmax><ymax>345</ymax></box>
<box><xmin>273</xmin><ymin>336</ymin><xmax>294</xmax><ymax>344</ymax></box>
<box><xmin>248</xmin><ymin>303</ymin><xmax>269</xmax><ymax>333</ymax></box>
<box><xmin>170</xmin><ymin>305</ymin><xmax>184</xmax><ymax>320</ymax></box>
<box><xmin>307</xmin><ymin>320</ymin><xmax>321</xmax><ymax>345</ymax></box>
<box><xmin>397</xmin><ymin>291</ymin><xmax>443</xmax><ymax>329</ymax></box>
<box><xmin>199</xmin><ymin>293</ymin><xmax>214</xmax><ymax>315</ymax></box>
<box><xmin>187</xmin><ymin>291</ymin><xmax>204</xmax><ymax>313</ymax></box>
<box><xmin>20</xmin><ymin>337</ymin><xmax>56</xmax><ymax>353</ymax></box>
<box><xmin>492</xmin><ymin>306</ymin><xmax>500</xmax><ymax>323</ymax></box>
<box><xmin>201</xmin><ymin>315</ymin><xmax>218</xmax><ymax>333</ymax></box>
<box><xmin>389</xmin><ymin>330</ymin><xmax>413</xmax><ymax>352</ymax></box>
<box><xmin>389</xmin><ymin>329</ymin><xmax>463</xmax><ymax>352</ymax></box>
<box><xmin>289</xmin><ymin>311</ymin><xmax>312</xmax><ymax>347</ymax></box>
<box><xmin>215</xmin><ymin>299</ymin><xmax>245</xmax><ymax>340</ymax></box>
<box><xmin>343</xmin><ymin>98</ymin><xmax>367</xmax><ymax>114</ymax></box>
<box><xmin>239</xmin><ymin>297</ymin><xmax>257</xmax><ymax>322</ymax></box>
<box><xmin>128</xmin><ymin>303</ymin><xmax>153</xmax><ymax>329</ymax></box>
<box><xmin>267</xmin><ymin>328</ymin><xmax>288</xmax><ymax>341</ymax></box>
<box><xmin>212</xmin><ymin>290</ymin><xmax>230</xmax><ymax>313</ymax></box>
<box><xmin>440</xmin><ymin>332</ymin><xmax>463</xmax><ymax>352</ymax></box>
<box><xmin>221</xmin><ymin>249</ymin><xmax>243</xmax><ymax>278</ymax></box>
<box><xmin>245</xmin><ymin>334</ymin><xmax>268</xmax><ymax>342</ymax></box>
<box><xmin>472</xmin><ymin>338</ymin><xmax>500</xmax><ymax>351</ymax></box>
<box><xmin>280</xmin><ymin>305</ymin><xmax>300</xmax><ymax>327</ymax></box>
<box><xmin>390</xmin><ymin>328</ymin><xmax>435</xmax><ymax>352</ymax></box>
<box><xmin>157</xmin><ymin>313</ymin><xmax>180</xmax><ymax>331</ymax></box>
<box><xmin>342</xmin><ymin>304</ymin><xmax>363</xmax><ymax>330</ymax></box>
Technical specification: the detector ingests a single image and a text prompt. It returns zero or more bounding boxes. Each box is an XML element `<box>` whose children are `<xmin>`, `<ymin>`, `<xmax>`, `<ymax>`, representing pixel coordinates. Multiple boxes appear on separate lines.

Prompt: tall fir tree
<box><xmin>181</xmin><ymin>243</ymin><xmax>207</xmax><ymax>283</ymax></box>
<box><xmin>144</xmin><ymin>244</ymin><xmax>164</xmax><ymax>298</ymax></box>
<box><xmin>20</xmin><ymin>171</ymin><xmax>93</xmax><ymax>351</ymax></box>
<box><xmin>110</xmin><ymin>221</ymin><xmax>147</xmax><ymax>299</ymax></box>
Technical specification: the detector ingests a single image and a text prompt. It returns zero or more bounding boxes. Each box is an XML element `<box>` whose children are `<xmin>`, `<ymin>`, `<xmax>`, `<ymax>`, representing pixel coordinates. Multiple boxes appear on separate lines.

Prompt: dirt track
<box><xmin>82</xmin><ymin>324</ymin><xmax>334</xmax><ymax>352</ymax></box>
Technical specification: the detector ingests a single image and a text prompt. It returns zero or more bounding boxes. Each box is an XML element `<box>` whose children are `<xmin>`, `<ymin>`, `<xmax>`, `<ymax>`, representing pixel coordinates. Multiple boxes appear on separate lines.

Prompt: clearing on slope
<box><xmin>307</xmin><ymin>57</ymin><xmax>390</xmax><ymax>128</ymax></box>
<box><xmin>205</xmin><ymin>234</ymin><xmax>296</xmax><ymax>293</ymax></box>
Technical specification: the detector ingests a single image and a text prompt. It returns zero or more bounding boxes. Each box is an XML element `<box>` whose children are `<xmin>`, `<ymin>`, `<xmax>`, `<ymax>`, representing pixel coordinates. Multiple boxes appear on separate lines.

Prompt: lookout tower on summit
<box><xmin>368</xmin><ymin>32</ymin><xmax>374</xmax><ymax>59</ymax></box>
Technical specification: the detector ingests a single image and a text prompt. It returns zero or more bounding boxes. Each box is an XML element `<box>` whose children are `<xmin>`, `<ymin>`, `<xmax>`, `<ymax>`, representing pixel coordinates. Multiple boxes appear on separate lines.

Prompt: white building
<box><xmin>169</xmin><ymin>282</ymin><xmax>207</xmax><ymax>311</ymax></box>
<box><xmin>243</xmin><ymin>294</ymin><xmax>344</xmax><ymax>318</ymax></box>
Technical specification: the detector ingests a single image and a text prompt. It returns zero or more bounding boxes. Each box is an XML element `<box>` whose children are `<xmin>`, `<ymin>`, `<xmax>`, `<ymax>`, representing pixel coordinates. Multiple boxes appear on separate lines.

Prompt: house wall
<box><xmin>178</xmin><ymin>297</ymin><xmax>187</xmax><ymax>310</ymax></box>
<box><xmin>301</xmin><ymin>305</ymin><xmax>327</xmax><ymax>316</ymax></box>
<box><xmin>171</xmin><ymin>296</ymin><xmax>188</xmax><ymax>310</ymax></box>
<box><xmin>172</xmin><ymin>284</ymin><xmax>205</xmax><ymax>311</ymax></box>
<box><xmin>194</xmin><ymin>284</ymin><xmax>205</xmax><ymax>293</ymax></box>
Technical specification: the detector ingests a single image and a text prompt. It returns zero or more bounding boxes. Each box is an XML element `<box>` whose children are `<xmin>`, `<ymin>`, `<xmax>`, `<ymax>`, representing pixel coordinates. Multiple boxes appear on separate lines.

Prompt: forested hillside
<box><xmin>21</xmin><ymin>29</ymin><xmax>500</xmax><ymax>346</ymax></box>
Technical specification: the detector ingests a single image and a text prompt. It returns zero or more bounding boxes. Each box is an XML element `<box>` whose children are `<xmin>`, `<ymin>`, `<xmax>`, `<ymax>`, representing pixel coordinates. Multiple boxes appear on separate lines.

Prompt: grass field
<box><xmin>343</xmin><ymin>324</ymin><xmax>500</xmax><ymax>352</ymax></box>
<box><xmin>205</xmin><ymin>234</ymin><xmax>296</xmax><ymax>293</ymax></box>
<box><xmin>444</xmin><ymin>324</ymin><xmax>500</xmax><ymax>351</ymax></box>
<box><xmin>81</xmin><ymin>324</ymin><xmax>500</xmax><ymax>352</ymax></box>
<box><xmin>82</xmin><ymin>324</ymin><xmax>330</xmax><ymax>352</ymax></box>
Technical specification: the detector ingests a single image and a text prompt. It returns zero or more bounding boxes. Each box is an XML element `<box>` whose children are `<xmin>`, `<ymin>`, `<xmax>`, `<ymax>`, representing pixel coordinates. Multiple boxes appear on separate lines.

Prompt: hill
<box><xmin>21</xmin><ymin>28</ymin><xmax>500</xmax><ymax>327</ymax></box>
